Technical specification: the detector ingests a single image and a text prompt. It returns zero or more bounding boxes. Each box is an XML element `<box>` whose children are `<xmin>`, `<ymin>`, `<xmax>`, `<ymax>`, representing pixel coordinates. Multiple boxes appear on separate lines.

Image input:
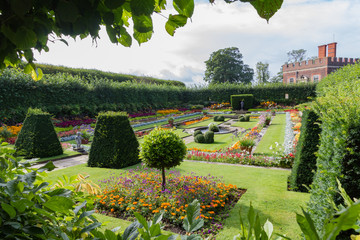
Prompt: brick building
<box><xmin>282</xmin><ymin>42</ymin><xmax>358</xmax><ymax>84</ymax></box>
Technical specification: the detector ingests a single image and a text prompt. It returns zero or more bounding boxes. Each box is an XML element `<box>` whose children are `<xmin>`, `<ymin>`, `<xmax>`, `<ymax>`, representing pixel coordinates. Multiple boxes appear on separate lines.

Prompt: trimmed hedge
<box><xmin>308</xmin><ymin>62</ymin><xmax>360</xmax><ymax>238</ymax></box>
<box><xmin>15</xmin><ymin>108</ymin><xmax>63</xmax><ymax>158</ymax></box>
<box><xmin>289</xmin><ymin>110</ymin><xmax>321</xmax><ymax>192</ymax></box>
<box><xmin>204</xmin><ymin>131</ymin><xmax>214</xmax><ymax>143</ymax></box>
<box><xmin>194</xmin><ymin>134</ymin><xmax>206</xmax><ymax>143</ymax></box>
<box><xmin>231</xmin><ymin>94</ymin><xmax>254</xmax><ymax>110</ymax></box>
<box><xmin>214</xmin><ymin>116</ymin><xmax>225</xmax><ymax>122</ymax></box>
<box><xmin>88</xmin><ymin>111</ymin><xmax>140</xmax><ymax>169</ymax></box>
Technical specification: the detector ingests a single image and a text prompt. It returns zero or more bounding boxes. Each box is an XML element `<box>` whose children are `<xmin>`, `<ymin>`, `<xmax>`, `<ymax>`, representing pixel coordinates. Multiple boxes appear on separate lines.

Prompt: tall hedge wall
<box><xmin>230</xmin><ymin>94</ymin><xmax>254</xmax><ymax>110</ymax></box>
<box><xmin>308</xmin><ymin>62</ymin><xmax>360</xmax><ymax>238</ymax></box>
<box><xmin>0</xmin><ymin>69</ymin><xmax>316</xmax><ymax>123</ymax></box>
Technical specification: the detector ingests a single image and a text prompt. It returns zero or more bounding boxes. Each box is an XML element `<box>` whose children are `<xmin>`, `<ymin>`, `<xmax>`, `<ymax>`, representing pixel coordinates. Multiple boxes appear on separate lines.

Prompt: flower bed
<box><xmin>53</xmin><ymin>118</ymin><xmax>96</xmax><ymax>128</ymax></box>
<box><xmin>95</xmin><ymin>166</ymin><xmax>244</xmax><ymax>238</ymax></box>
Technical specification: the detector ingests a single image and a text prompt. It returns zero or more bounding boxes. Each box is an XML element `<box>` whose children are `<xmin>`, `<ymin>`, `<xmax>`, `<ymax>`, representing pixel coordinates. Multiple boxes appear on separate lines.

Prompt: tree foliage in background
<box><xmin>269</xmin><ymin>67</ymin><xmax>283</xmax><ymax>83</ymax></box>
<box><xmin>255</xmin><ymin>61</ymin><xmax>270</xmax><ymax>84</ymax></box>
<box><xmin>287</xmin><ymin>49</ymin><xmax>307</xmax><ymax>63</ymax></box>
<box><xmin>0</xmin><ymin>0</ymin><xmax>283</xmax><ymax>80</ymax></box>
<box><xmin>204</xmin><ymin>47</ymin><xmax>254</xmax><ymax>84</ymax></box>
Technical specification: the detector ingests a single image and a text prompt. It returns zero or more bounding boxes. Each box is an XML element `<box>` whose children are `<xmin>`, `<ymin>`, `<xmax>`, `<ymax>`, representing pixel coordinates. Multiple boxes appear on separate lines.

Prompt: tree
<box><xmin>255</xmin><ymin>61</ymin><xmax>270</xmax><ymax>84</ymax></box>
<box><xmin>0</xmin><ymin>0</ymin><xmax>283</xmax><ymax>79</ymax></box>
<box><xmin>270</xmin><ymin>67</ymin><xmax>283</xmax><ymax>83</ymax></box>
<box><xmin>139</xmin><ymin>128</ymin><xmax>187</xmax><ymax>191</ymax></box>
<box><xmin>204</xmin><ymin>47</ymin><xmax>254</xmax><ymax>84</ymax></box>
<box><xmin>287</xmin><ymin>49</ymin><xmax>307</xmax><ymax>63</ymax></box>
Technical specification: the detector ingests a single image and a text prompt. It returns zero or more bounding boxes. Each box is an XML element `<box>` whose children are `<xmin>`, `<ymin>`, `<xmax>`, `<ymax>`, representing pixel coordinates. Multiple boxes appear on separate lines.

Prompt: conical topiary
<box><xmin>88</xmin><ymin>111</ymin><xmax>140</xmax><ymax>169</ymax></box>
<box><xmin>15</xmin><ymin>108</ymin><xmax>63</xmax><ymax>158</ymax></box>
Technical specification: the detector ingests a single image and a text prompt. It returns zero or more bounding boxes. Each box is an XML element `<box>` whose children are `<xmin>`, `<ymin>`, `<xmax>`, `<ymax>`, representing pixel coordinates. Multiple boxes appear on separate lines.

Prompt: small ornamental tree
<box><xmin>15</xmin><ymin>108</ymin><xmax>63</xmax><ymax>158</ymax></box>
<box><xmin>140</xmin><ymin>128</ymin><xmax>187</xmax><ymax>191</ymax></box>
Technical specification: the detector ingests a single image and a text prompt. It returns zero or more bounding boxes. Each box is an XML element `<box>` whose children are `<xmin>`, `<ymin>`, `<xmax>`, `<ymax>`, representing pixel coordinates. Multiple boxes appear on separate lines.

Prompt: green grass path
<box><xmin>45</xmin><ymin>161</ymin><xmax>308</xmax><ymax>239</ymax></box>
<box><xmin>254</xmin><ymin>114</ymin><xmax>286</xmax><ymax>154</ymax></box>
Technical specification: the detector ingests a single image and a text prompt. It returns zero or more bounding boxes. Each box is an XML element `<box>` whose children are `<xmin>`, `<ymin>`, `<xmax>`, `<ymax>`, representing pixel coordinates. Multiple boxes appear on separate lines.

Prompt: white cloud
<box><xmin>34</xmin><ymin>0</ymin><xmax>360</xmax><ymax>85</ymax></box>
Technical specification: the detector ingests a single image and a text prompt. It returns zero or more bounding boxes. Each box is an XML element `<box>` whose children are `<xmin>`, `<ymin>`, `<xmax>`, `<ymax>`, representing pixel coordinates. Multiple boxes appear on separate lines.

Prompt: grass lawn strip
<box><xmin>45</xmin><ymin>162</ymin><xmax>308</xmax><ymax>239</ymax></box>
<box><xmin>254</xmin><ymin>114</ymin><xmax>286</xmax><ymax>154</ymax></box>
<box><xmin>230</xmin><ymin>119</ymin><xmax>259</xmax><ymax>130</ymax></box>
<box><xmin>21</xmin><ymin>150</ymin><xmax>82</xmax><ymax>164</ymax></box>
<box><xmin>186</xmin><ymin>133</ymin><xmax>237</xmax><ymax>151</ymax></box>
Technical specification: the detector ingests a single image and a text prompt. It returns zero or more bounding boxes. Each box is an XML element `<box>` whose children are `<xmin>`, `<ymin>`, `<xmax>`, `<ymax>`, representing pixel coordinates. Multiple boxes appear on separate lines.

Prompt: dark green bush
<box><xmin>194</xmin><ymin>134</ymin><xmax>206</xmax><ymax>143</ymax></box>
<box><xmin>214</xmin><ymin>116</ymin><xmax>225</xmax><ymax>122</ymax></box>
<box><xmin>245</xmin><ymin>115</ymin><xmax>250</xmax><ymax>121</ymax></box>
<box><xmin>204</xmin><ymin>131</ymin><xmax>214</xmax><ymax>143</ymax></box>
<box><xmin>15</xmin><ymin>108</ymin><xmax>63</xmax><ymax>158</ymax></box>
<box><xmin>209</xmin><ymin>123</ymin><xmax>219</xmax><ymax>132</ymax></box>
<box><xmin>231</xmin><ymin>94</ymin><xmax>254</xmax><ymax>110</ymax></box>
<box><xmin>214</xmin><ymin>116</ymin><xmax>219</xmax><ymax>121</ymax></box>
<box><xmin>88</xmin><ymin>111</ymin><xmax>140</xmax><ymax>169</ymax></box>
<box><xmin>289</xmin><ymin>110</ymin><xmax>321</xmax><ymax>192</ymax></box>
<box><xmin>193</xmin><ymin>130</ymin><xmax>202</xmax><ymax>137</ymax></box>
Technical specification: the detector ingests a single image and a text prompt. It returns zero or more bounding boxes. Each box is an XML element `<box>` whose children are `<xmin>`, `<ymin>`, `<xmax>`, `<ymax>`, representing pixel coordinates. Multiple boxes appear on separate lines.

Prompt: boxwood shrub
<box><xmin>289</xmin><ymin>109</ymin><xmax>321</xmax><ymax>192</ymax></box>
<box><xmin>231</xmin><ymin>94</ymin><xmax>254</xmax><ymax>110</ymax></box>
<box><xmin>204</xmin><ymin>131</ymin><xmax>214</xmax><ymax>143</ymax></box>
<box><xmin>15</xmin><ymin>108</ymin><xmax>63</xmax><ymax>158</ymax></box>
<box><xmin>88</xmin><ymin>111</ymin><xmax>140</xmax><ymax>169</ymax></box>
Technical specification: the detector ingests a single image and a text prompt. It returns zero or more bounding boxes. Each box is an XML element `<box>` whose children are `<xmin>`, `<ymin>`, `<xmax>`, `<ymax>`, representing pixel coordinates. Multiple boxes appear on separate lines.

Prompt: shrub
<box><xmin>204</xmin><ymin>131</ymin><xmax>214</xmax><ymax>143</ymax></box>
<box><xmin>194</xmin><ymin>133</ymin><xmax>206</xmax><ymax>143</ymax></box>
<box><xmin>231</xmin><ymin>94</ymin><xmax>254</xmax><ymax>110</ymax></box>
<box><xmin>238</xmin><ymin>115</ymin><xmax>246</xmax><ymax>122</ymax></box>
<box><xmin>193</xmin><ymin>130</ymin><xmax>202</xmax><ymax>137</ymax></box>
<box><xmin>88</xmin><ymin>111</ymin><xmax>140</xmax><ymax>169</ymax></box>
<box><xmin>139</xmin><ymin>128</ymin><xmax>187</xmax><ymax>190</ymax></box>
<box><xmin>289</xmin><ymin>110</ymin><xmax>321</xmax><ymax>192</ymax></box>
<box><xmin>214</xmin><ymin>115</ymin><xmax>225</xmax><ymax>122</ymax></box>
<box><xmin>245</xmin><ymin>115</ymin><xmax>250</xmax><ymax>121</ymax></box>
<box><xmin>214</xmin><ymin>116</ymin><xmax>219</xmax><ymax>121</ymax></box>
<box><xmin>209</xmin><ymin>123</ymin><xmax>219</xmax><ymax>132</ymax></box>
<box><xmin>15</xmin><ymin>108</ymin><xmax>63</xmax><ymax>158</ymax></box>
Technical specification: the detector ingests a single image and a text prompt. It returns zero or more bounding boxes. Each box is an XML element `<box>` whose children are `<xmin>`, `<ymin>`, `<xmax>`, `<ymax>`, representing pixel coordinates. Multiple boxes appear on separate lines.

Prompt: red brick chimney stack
<box><xmin>327</xmin><ymin>42</ymin><xmax>337</xmax><ymax>58</ymax></box>
<box><xmin>318</xmin><ymin>44</ymin><xmax>327</xmax><ymax>58</ymax></box>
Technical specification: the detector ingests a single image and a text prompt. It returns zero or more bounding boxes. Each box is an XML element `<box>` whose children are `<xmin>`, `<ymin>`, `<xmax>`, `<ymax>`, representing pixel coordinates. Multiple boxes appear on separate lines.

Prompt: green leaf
<box><xmin>14</xmin><ymin>27</ymin><xmax>37</xmax><ymax>49</ymax></box>
<box><xmin>38</xmin><ymin>161</ymin><xmax>56</xmax><ymax>172</ymax></box>
<box><xmin>133</xmin><ymin>30</ymin><xmax>152</xmax><ymax>45</ymax></box>
<box><xmin>182</xmin><ymin>199</ymin><xmax>204</xmax><ymax>233</ymax></box>
<box><xmin>152</xmin><ymin>212</ymin><xmax>163</xmax><ymax>225</ymax></box>
<box><xmin>24</xmin><ymin>49</ymin><xmax>33</xmax><ymax>62</ymax></box>
<box><xmin>1</xmin><ymin>203</ymin><xmax>16</xmax><ymax>218</ymax></box>
<box><xmin>122</xmin><ymin>221</ymin><xmax>141</xmax><ymax>240</ymax></box>
<box><xmin>24</xmin><ymin>63</ymin><xmax>35</xmax><ymax>74</ymax></box>
<box><xmin>296</xmin><ymin>208</ymin><xmax>320</xmax><ymax>240</ymax></box>
<box><xmin>10</xmin><ymin>0</ymin><xmax>32</xmax><ymax>17</ymax></box>
<box><xmin>149</xmin><ymin>224</ymin><xmax>161</xmax><ymax>237</ymax></box>
<box><xmin>173</xmin><ymin>0</ymin><xmax>194</xmax><ymax>18</ymax></box>
<box><xmin>43</xmin><ymin>196</ymin><xmax>74</xmax><ymax>213</ymax></box>
<box><xmin>32</xmin><ymin>181</ymin><xmax>49</xmax><ymax>193</ymax></box>
<box><xmin>165</xmin><ymin>14</ymin><xmax>187</xmax><ymax>36</ymax></box>
<box><xmin>105</xmin><ymin>0</ymin><xmax>125</xmax><ymax>9</ymax></box>
<box><xmin>134</xmin><ymin>212</ymin><xmax>149</xmax><ymax>231</ymax></box>
<box><xmin>250</xmin><ymin>0</ymin><xmax>283</xmax><ymax>22</ymax></box>
<box><xmin>263</xmin><ymin>220</ymin><xmax>273</xmax><ymax>239</ymax></box>
<box><xmin>74</xmin><ymin>201</ymin><xmax>87</xmax><ymax>215</ymax></box>
<box><xmin>80</xmin><ymin>222</ymin><xmax>102</xmax><ymax>233</ymax></box>
<box><xmin>106</xmin><ymin>26</ymin><xmax>118</xmax><ymax>44</ymax></box>
<box><xmin>56</xmin><ymin>0</ymin><xmax>79</xmax><ymax>23</ymax></box>
<box><xmin>6</xmin><ymin>180</ymin><xmax>18</xmax><ymax>195</ymax></box>
<box><xmin>11</xmin><ymin>199</ymin><xmax>34</xmax><ymax>213</ymax></box>
<box><xmin>118</xmin><ymin>27</ymin><xmax>132</xmax><ymax>47</ymax></box>
<box><xmin>133</xmin><ymin>15</ymin><xmax>153</xmax><ymax>33</ymax></box>
<box><xmin>47</xmin><ymin>188</ymin><xmax>72</xmax><ymax>197</ymax></box>
<box><xmin>105</xmin><ymin>229</ymin><xmax>117</xmax><ymax>240</ymax></box>
<box><xmin>130</xmin><ymin>0</ymin><xmax>155</xmax><ymax>16</ymax></box>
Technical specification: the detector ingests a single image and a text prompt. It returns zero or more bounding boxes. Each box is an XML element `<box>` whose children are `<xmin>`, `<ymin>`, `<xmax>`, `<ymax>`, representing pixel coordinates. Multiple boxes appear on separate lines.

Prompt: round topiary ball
<box><xmin>214</xmin><ymin>116</ymin><xmax>219</xmax><ymax>121</ymax></box>
<box><xmin>193</xmin><ymin>130</ymin><xmax>203</xmax><ymax>137</ymax></box>
<box><xmin>140</xmin><ymin>127</ymin><xmax>187</xmax><ymax>190</ymax></box>
<box><xmin>209</xmin><ymin>123</ymin><xmax>219</xmax><ymax>132</ymax></box>
<box><xmin>245</xmin><ymin>115</ymin><xmax>250</xmax><ymax>121</ymax></box>
<box><xmin>194</xmin><ymin>133</ymin><xmax>206</xmax><ymax>143</ymax></box>
<box><xmin>204</xmin><ymin>131</ymin><xmax>214</xmax><ymax>143</ymax></box>
<box><xmin>218</xmin><ymin>116</ymin><xmax>225</xmax><ymax>121</ymax></box>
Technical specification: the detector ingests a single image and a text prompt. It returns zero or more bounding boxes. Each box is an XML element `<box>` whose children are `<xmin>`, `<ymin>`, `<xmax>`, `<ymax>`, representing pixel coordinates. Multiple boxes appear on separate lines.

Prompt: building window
<box><xmin>289</xmin><ymin>78</ymin><xmax>294</xmax><ymax>84</ymax></box>
<box><xmin>313</xmin><ymin>75</ymin><xmax>320</xmax><ymax>83</ymax></box>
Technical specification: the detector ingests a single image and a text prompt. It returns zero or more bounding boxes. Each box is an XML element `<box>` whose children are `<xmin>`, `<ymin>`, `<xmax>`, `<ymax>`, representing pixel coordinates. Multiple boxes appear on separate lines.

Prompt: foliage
<box><xmin>204</xmin><ymin>131</ymin><xmax>215</xmax><ymax>143</ymax></box>
<box><xmin>287</xmin><ymin>49</ymin><xmax>307</xmax><ymax>63</ymax></box>
<box><xmin>194</xmin><ymin>133</ymin><xmax>206</xmax><ymax>143</ymax></box>
<box><xmin>214</xmin><ymin>115</ymin><xmax>225</xmax><ymax>122</ymax></box>
<box><xmin>239</xmin><ymin>115</ymin><xmax>250</xmax><ymax>122</ymax></box>
<box><xmin>255</xmin><ymin>61</ymin><xmax>270</xmax><ymax>84</ymax></box>
<box><xmin>15</xmin><ymin>108</ymin><xmax>63</xmax><ymax>158</ymax></box>
<box><xmin>96</xmin><ymin>166</ymin><xmax>241</xmax><ymax>238</ymax></box>
<box><xmin>139</xmin><ymin>127</ymin><xmax>187</xmax><ymax>190</ymax></box>
<box><xmin>204</xmin><ymin>47</ymin><xmax>254</xmax><ymax>84</ymax></box>
<box><xmin>269</xmin><ymin>67</ymin><xmax>283</xmax><ymax>83</ymax></box>
<box><xmin>308</xmin><ymin>62</ymin><xmax>360</xmax><ymax>237</ymax></box>
<box><xmin>88</xmin><ymin>111</ymin><xmax>140</xmax><ymax>169</ymax></box>
<box><xmin>193</xmin><ymin>130</ymin><xmax>202</xmax><ymax>137</ymax></box>
<box><xmin>231</xmin><ymin>94</ymin><xmax>254</xmax><ymax>110</ymax></box>
<box><xmin>289</xmin><ymin>110</ymin><xmax>321</xmax><ymax>192</ymax></box>
<box><xmin>208</xmin><ymin>123</ymin><xmax>219</xmax><ymax>132</ymax></box>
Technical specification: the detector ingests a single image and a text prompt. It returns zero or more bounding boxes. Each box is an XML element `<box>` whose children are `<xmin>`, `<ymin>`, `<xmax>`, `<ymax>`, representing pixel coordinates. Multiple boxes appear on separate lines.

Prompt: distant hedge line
<box><xmin>0</xmin><ymin>69</ymin><xmax>316</xmax><ymax>123</ymax></box>
<box><xmin>23</xmin><ymin>63</ymin><xmax>186</xmax><ymax>87</ymax></box>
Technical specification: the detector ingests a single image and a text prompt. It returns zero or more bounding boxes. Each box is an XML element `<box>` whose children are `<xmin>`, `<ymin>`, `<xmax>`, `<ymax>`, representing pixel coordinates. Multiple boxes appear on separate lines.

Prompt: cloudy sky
<box><xmin>34</xmin><ymin>0</ymin><xmax>360</xmax><ymax>85</ymax></box>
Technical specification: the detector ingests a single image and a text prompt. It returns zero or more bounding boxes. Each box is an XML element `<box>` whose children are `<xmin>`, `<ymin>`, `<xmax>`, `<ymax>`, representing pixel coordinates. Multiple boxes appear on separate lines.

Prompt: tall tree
<box><xmin>0</xmin><ymin>0</ymin><xmax>283</xmax><ymax>79</ymax></box>
<box><xmin>270</xmin><ymin>67</ymin><xmax>283</xmax><ymax>83</ymax></box>
<box><xmin>255</xmin><ymin>61</ymin><xmax>270</xmax><ymax>84</ymax></box>
<box><xmin>204</xmin><ymin>47</ymin><xmax>254</xmax><ymax>84</ymax></box>
<box><xmin>287</xmin><ymin>49</ymin><xmax>307</xmax><ymax>63</ymax></box>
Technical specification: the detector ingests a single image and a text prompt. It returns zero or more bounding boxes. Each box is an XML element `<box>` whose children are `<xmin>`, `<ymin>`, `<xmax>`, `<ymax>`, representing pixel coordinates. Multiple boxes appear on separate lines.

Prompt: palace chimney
<box><xmin>318</xmin><ymin>44</ymin><xmax>327</xmax><ymax>58</ymax></box>
<box><xmin>327</xmin><ymin>42</ymin><xmax>337</xmax><ymax>58</ymax></box>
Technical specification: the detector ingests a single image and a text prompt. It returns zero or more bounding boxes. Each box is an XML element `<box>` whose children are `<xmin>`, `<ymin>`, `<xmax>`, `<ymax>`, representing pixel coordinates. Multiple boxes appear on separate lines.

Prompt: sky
<box><xmin>33</xmin><ymin>0</ymin><xmax>360</xmax><ymax>85</ymax></box>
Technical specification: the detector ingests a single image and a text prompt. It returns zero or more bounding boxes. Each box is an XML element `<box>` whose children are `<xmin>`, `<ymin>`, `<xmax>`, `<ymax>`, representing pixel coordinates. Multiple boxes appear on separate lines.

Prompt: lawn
<box><xmin>20</xmin><ymin>150</ymin><xmax>81</xmax><ymax>163</ymax></box>
<box><xmin>186</xmin><ymin>133</ymin><xmax>236</xmax><ymax>151</ymax></box>
<box><xmin>230</xmin><ymin>118</ymin><xmax>259</xmax><ymax>129</ymax></box>
<box><xmin>137</xmin><ymin>129</ymin><xmax>190</xmax><ymax>145</ymax></box>
<box><xmin>254</xmin><ymin>114</ymin><xmax>286</xmax><ymax>154</ymax></box>
<box><xmin>45</xmin><ymin>161</ymin><xmax>309</xmax><ymax>239</ymax></box>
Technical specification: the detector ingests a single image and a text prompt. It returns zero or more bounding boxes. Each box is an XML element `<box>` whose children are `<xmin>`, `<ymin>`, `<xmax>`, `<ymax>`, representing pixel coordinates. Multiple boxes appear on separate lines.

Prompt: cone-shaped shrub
<box><xmin>88</xmin><ymin>111</ymin><xmax>140</xmax><ymax>169</ymax></box>
<box><xmin>289</xmin><ymin>110</ymin><xmax>321</xmax><ymax>192</ymax></box>
<box><xmin>15</xmin><ymin>108</ymin><xmax>63</xmax><ymax>158</ymax></box>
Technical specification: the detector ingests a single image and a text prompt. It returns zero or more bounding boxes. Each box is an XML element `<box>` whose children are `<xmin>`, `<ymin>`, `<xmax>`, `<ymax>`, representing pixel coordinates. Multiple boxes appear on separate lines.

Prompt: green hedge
<box><xmin>289</xmin><ymin>109</ymin><xmax>321</xmax><ymax>192</ymax></box>
<box><xmin>15</xmin><ymin>108</ymin><xmax>63</xmax><ymax>158</ymax></box>
<box><xmin>88</xmin><ymin>111</ymin><xmax>140</xmax><ymax>169</ymax></box>
<box><xmin>308</xmin><ymin>62</ymin><xmax>360</xmax><ymax>238</ymax></box>
<box><xmin>0</xmin><ymin>69</ymin><xmax>316</xmax><ymax>123</ymax></box>
<box><xmin>231</xmin><ymin>94</ymin><xmax>254</xmax><ymax>110</ymax></box>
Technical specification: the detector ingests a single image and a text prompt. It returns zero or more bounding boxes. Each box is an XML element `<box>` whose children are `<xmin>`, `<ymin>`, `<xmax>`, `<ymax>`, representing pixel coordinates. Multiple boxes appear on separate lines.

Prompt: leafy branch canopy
<box><xmin>0</xmin><ymin>0</ymin><xmax>282</xmax><ymax>79</ymax></box>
